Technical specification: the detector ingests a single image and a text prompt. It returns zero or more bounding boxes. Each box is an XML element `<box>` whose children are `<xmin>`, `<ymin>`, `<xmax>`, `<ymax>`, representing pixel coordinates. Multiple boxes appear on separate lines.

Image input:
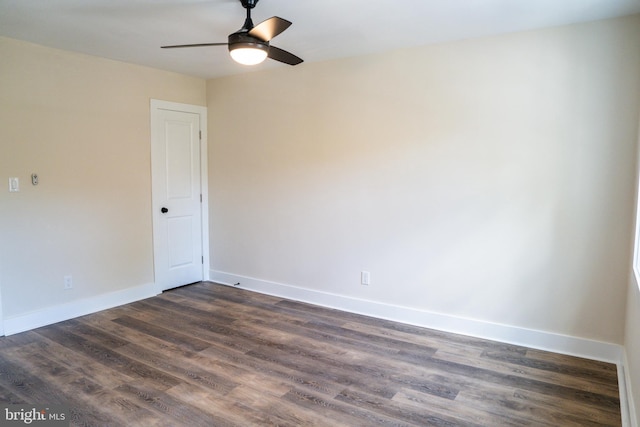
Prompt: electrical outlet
<box><xmin>361</xmin><ymin>271</ymin><xmax>370</xmax><ymax>286</ymax></box>
<box><xmin>64</xmin><ymin>275</ymin><xmax>73</xmax><ymax>290</ymax></box>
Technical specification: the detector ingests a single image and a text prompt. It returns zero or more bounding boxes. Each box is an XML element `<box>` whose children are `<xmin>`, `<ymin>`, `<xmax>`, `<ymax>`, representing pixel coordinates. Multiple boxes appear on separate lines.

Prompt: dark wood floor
<box><xmin>0</xmin><ymin>282</ymin><xmax>621</xmax><ymax>426</ymax></box>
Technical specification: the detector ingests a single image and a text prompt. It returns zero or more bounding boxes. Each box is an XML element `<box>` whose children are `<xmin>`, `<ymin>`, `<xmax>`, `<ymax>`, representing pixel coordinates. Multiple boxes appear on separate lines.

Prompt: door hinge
<box><xmin>199</xmin><ymin>130</ymin><xmax>202</xmax><ymax>140</ymax></box>
<box><xmin>201</xmin><ymin>256</ymin><xmax>204</xmax><ymax>264</ymax></box>
<box><xmin>200</xmin><ymin>194</ymin><xmax>202</xmax><ymax>203</ymax></box>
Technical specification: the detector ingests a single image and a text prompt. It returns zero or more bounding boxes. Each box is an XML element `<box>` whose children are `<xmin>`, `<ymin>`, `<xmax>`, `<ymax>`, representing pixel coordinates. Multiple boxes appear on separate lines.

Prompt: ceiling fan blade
<box><xmin>249</xmin><ymin>16</ymin><xmax>291</xmax><ymax>42</ymax></box>
<box><xmin>268</xmin><ymin>46</ymin><xmax>303</xmax><ymax>66</ymax></box>
<box><xmin>161</xmin><ymin>43</ymin><xmax>228</xmax><ymax>49</ymax></box>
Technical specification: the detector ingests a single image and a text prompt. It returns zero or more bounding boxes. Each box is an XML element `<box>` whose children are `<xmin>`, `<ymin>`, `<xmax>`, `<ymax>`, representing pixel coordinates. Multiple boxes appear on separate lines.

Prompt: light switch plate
<box><xmin>361</xmin><ymin>271</ymin><xmax>370</xmax><ymax>286</ymax></box>
<box><xmin>8</xmin><ymin>177</ymin><xmax>19</xmax><ymax>192</ymax></box>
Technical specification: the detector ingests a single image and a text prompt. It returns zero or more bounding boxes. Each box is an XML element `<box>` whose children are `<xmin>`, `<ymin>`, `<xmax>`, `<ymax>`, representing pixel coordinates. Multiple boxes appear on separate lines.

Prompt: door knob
<box><xmin>161</xmin><ymin>207</ymin><xmax>168</xmax><ymax>214</ymax></box>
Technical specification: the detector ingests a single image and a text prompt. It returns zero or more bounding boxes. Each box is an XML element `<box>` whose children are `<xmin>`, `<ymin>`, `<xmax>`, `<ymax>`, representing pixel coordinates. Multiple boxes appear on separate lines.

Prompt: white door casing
<box><xmin>151</xmin><ymin>100</ymin><xmax>209</xmax><ymax>292</ymax></box>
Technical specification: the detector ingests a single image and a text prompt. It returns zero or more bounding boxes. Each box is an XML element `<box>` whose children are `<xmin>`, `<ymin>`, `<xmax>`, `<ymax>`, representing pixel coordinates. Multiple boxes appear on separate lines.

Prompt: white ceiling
<box><xmin>1</xmin><ymin>0</ymin><xmax>640</xmax><ymax>79</ymax></box>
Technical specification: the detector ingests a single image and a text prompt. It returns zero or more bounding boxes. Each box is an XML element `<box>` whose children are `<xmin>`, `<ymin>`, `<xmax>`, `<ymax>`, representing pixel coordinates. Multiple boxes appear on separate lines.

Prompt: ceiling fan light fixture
<box><xmin>229</xmin><ymin>43</ymin><xmax>268</xmax><ymax>65</ymax></box>
<box><xmin>162</xmin><ymin>0</ymin><xmax>303</xmax><ymax>67</ymax></box>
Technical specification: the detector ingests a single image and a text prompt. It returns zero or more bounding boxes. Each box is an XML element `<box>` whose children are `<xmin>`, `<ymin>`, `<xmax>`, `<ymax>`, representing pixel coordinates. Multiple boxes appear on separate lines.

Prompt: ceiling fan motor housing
<box><xmin>228</xmin><ymin>32</ymin><xmax>269</xmax><ymax>55</ymax></box>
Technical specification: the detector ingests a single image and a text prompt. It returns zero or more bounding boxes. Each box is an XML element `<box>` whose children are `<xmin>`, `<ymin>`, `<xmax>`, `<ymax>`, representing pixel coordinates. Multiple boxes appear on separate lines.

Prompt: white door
<box><xmin>151</xmin><ymin>101</ymin><xmax>208</xmax><ymax>292</ymax></box>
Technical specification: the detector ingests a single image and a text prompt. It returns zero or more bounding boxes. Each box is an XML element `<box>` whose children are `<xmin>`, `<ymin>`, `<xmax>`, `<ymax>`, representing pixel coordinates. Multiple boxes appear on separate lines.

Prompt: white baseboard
<box><xmin>3</xmin><ymin>282</ymin><xmax>158</xmax><ymax>336</ymax></box>
<box><xmin>210</xmin><ymin>270</ymin><xmax>623</xmax><ymax>363</ymax></box>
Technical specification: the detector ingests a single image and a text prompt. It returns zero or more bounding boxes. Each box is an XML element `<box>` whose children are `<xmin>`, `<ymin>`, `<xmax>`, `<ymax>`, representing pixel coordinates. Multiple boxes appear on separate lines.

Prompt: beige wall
<box><xmin>207</xmin><ymin>15</ymin><xmax>640</xmax><ymax>344</ymax></box>
<box><xmin>1</xmin><ymin>13</ymin><xmax>640</xmax><ymax>422</ymax></box>
<box><xmin>0</xmin><ymin>37</ymin><xmax>206</xmax><ymax>318</ymax></box>
<box><xmin>626</xmin><ymin>111</ymin><xmax>640</xmax><ymax>423</ymax></box>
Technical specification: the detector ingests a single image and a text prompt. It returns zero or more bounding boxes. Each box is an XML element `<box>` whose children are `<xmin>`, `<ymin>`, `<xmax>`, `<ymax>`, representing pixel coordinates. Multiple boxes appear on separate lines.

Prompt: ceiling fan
<box><xmin>161</xmin><ymin>0</ymin><xmax>303</xmax><ymax>66</ymax></box>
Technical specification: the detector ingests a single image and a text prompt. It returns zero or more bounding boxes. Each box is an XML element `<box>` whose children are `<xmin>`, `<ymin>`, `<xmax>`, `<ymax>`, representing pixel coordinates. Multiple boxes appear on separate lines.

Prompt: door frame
<box><xmin>150</xmin><ymin>99</ymin><xmax>210</xmax><ymax>293</ymax></box>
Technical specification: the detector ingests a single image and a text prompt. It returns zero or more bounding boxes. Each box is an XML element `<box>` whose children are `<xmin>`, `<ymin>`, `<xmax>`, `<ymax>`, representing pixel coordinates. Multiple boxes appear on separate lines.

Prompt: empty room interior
<box><xmin>2</xmin><ymin>0</ymin><xmax>640</xmax><ymax>425</ymax></box>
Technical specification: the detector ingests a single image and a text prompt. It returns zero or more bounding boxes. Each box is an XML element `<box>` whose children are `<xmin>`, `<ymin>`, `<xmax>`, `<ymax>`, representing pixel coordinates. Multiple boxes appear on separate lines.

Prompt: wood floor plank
<box><xmin>111</xmin><ymin>315</ymin><xmax>213</xmax><ymax>352</ymax></box>
<box><xmin>0</xmin><ymin>383</ymin><xmax>24</xmax><ymax>404</ymax></box>
<box><xmin>165</xmin><ymin>382</ymin><xmax>300</xmax><ymax>427</ymax></box>
<box><xmin>481</xmin><ymin>349</ymin><xmax>618</xmax><ymax>386</ymax></box>
<box><xmin>114</xmin><ymin>382</ymin><xmax>236</xmax><ymax>427</ymax></box>
<box><xmin>115</xmin><ymin>342</ymin><xmax>239</xmax><ymax>396</ymax></box>
<box><xmin>335</xmin><ymin>387</ymin><xmax>479</xmax><ymax>427</ymax></box>
<box><xmin>22</xmin><ymin>353</ymin><xmax>161</xmax><ymax>427</ymax></box>
<box><xmin>34</xmin><ymin>323</ymin><xmax>183</xmax><ymax>391</ymax></box>
<box><xmin>0</xmin><ymin>281</ymin><xmax>622</xmax><ymax>426</ymax></box>
<box><xmin>282</xmin><ymin>387</ymin><xmax>418</xmax><ymax>427</ymax></box>
<box><xmin>274</xmin><ymin>299</ymin><xmax>530</xmax><ymax>355</ymax></box>
<box><xmin>416</xmin><ymin>355</ymin><xmax>620</xmax><ymax>412</ymax></box>
<box><xmin>438</xmin><ymin>348</ymin><xmax>621</xmax><ymax>399</ymax></box>
<box><xmin>19</xmin><ymin>336</ymin><xmax>139</xmax><ymax>391</ymax></box>
<box><xmin>0</xmin><ymin>351</ymin><xmax>120</xmax><ymax>426</ymax></box>
<box><xmin>198</xmin><ymin>341</ymin><xmax>347</xmax><ymax>398</ymax></box>
<box><xmin>393</xmin><ymin>387</ymin><xmax>528</xmax><ymax>427</ymax></box>
<box><xmin>455</xmin><ymin>381</ymin><xmax>620</xmax><ymax>426</ymax></box>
